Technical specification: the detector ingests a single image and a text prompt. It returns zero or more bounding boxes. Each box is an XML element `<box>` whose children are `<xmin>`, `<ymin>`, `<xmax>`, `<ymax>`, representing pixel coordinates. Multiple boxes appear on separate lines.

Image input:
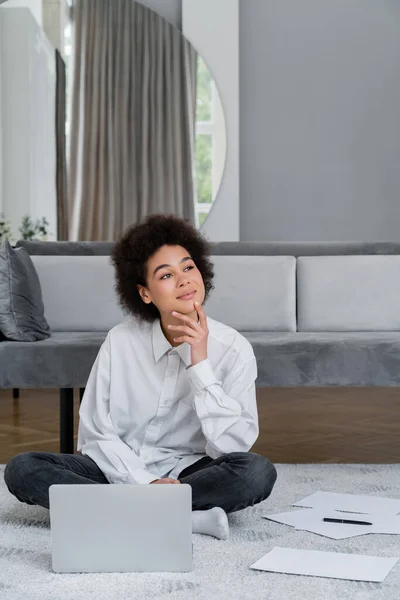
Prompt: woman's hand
<box><xmin>167</xmin><ymin>302</ymin><xmax>208</xmax><ymax>366</ymax></box>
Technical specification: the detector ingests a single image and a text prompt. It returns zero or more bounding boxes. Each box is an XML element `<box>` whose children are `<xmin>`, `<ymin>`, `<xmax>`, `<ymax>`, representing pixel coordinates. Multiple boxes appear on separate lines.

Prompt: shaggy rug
<box><xmin>1</xmin><ymin>463</ymin><xmax>400</xmax><ymax>600</ymax></box>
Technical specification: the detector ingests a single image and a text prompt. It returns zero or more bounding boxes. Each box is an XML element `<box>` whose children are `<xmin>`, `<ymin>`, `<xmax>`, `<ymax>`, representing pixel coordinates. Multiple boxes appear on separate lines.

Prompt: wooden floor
<box><xmin>1</xmin><ymin>387</ymin><xmax>400</xmax><ymax>464</ymax></box>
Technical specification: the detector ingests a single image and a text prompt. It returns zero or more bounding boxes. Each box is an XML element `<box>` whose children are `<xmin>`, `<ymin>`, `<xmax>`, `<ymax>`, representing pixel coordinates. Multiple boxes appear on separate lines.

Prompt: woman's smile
<box><xmin>177</xmin><ymin>291</ymin><xmax>196</xmax><ymax>300</ymax></box>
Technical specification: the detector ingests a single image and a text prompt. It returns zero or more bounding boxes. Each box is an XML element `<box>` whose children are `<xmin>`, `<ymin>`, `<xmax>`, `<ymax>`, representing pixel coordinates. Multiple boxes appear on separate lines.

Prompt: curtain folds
<box><xmin>68</xmin><ymin>0</ymin><xmax>197</xmax><ymax>241</ymax></box>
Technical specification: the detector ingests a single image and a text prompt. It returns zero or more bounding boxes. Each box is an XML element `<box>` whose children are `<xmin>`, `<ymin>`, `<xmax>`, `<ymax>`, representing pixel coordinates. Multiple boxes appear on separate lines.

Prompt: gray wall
<box><xmin>240</xmin><ymin>0</ymin><xmax>400</xmax><ymax>242</ymax></box>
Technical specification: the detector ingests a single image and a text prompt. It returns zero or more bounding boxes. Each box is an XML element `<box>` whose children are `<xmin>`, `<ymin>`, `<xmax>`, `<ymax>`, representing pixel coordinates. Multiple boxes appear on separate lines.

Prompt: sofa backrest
<box><xmin>32</xmin><ymin>256</ymin><xmax>126</xmax><ymax>332</ymax></box>
<box><xmin>205</xmin><ymin>256</ymin><xmax>296</xmax><ymax>331</ymax></box>
<box><xmin>30</xmin><ymin>245</ymin><xmax>400</xmax><ymax>332</ymax></box>
<box><xmin>297</xmin><ymin>256</ymin><xmax>400</xmax><ymax>331</ymax></box>
<box><xmin>31</xmin><ymin>254</ymin><xmax>297</xmax><ymax>332</ymax></box>
<box><xmin>18</xmin><ymin>240</ymin><xmax>400</xmax><ymax>256</ymax></box>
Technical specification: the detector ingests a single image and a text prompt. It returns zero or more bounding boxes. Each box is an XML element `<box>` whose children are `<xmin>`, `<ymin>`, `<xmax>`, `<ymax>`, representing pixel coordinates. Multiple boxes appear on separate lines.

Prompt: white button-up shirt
<box><xmin>77</xmin><ymin>316</ymin><xmax>259</xmax><ymax>485</ymax></box>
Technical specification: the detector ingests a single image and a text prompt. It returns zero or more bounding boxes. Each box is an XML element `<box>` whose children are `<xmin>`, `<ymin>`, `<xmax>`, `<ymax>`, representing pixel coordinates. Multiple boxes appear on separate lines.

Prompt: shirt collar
<box><xmin>152</xmin><ymin>319</ymin><xmax>192</xmax><ymax>367</ymax></box>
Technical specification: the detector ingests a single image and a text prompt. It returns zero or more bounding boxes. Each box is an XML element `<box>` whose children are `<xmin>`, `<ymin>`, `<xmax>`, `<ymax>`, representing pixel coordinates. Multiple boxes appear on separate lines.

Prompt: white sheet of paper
<box><xmin>250</xmin><ymin>547</ymin><xmax>399</xmax><ymax>582</ymax></box>
<box><xmin>294</xmin><ymin>491</ymin><xmax>400</xmax><ymax>515</ymax></box>
<box><xmin>373</xmin><ymin>517</ymin><xmax>400</xmax><ymax>535</ymax></box>
<box><xmin>264</xmin><ymin>509</ymin><xmax>400</xmax><ymax>539</ymax></box>
<box><xmin>264</xmin><ymin>508</ymin><xmax>315</xmax><ymax>528</ymax></box>
<box><xmin>263</xmin><ymin>509</ymin><xmax>372</xmax><ymax>539</ymax></box>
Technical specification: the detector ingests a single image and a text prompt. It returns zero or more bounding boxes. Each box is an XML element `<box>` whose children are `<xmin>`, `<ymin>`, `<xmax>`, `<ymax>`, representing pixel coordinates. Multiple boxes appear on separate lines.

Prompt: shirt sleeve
<box><xmin>77</xmin><ymin>335</ymin><xmax>160</xmax><ymax>485</ymax></box>
<box><xmin>186</xmin><ymin>354</ymin><xmax>259</xmax><ymax>459</ymax></box>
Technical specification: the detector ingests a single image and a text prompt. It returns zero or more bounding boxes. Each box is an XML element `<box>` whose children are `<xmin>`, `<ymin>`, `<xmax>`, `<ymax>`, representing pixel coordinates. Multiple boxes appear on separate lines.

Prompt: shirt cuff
<box><xmin>125</xmin><ymin>469</ymin><xmax>161</xmax><ymax>485</ymax></box>
<box><xmin>187</xmin><ymin>358</ymin><xmax>221</xmax><ymax>393</ymax></box>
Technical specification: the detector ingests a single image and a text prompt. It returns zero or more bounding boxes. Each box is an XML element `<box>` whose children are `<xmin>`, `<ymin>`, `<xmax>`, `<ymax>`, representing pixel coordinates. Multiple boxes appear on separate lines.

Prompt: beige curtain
<box><xmin>68</xmin><ymin>0</ymin><xmax>197</xmax><ymax>241</ymax></box>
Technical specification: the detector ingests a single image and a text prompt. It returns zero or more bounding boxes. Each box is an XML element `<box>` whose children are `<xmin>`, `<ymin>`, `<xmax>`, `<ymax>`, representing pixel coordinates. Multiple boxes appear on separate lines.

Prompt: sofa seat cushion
<box><xmin>241</xmin><ymin>332</ymin><xmax>400</xmax><ymax>387</ymax></box>
<box><xmin>2</xmin><ymin>331</ymin><xmax>400</xmax><ymax>388</ymax></box>
<box><xmin>0</xmin><ymin>332</ymin><xmax>107</xmax><ymax>388</ymax></box>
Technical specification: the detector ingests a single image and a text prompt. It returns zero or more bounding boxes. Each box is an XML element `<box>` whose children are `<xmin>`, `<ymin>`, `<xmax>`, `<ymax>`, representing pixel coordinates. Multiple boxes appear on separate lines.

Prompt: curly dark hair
<box><xmin>111</xmin><ymin>213</ymin><xmax>215</xmax><ymax>322</ymax></box>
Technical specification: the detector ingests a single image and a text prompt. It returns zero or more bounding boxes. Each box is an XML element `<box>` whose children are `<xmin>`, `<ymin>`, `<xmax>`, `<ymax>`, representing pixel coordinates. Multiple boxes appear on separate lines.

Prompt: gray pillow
<box><xmin>0</xmin><ymin>240</ymin><xmax>51</xmax><ymax>341</ymax></box>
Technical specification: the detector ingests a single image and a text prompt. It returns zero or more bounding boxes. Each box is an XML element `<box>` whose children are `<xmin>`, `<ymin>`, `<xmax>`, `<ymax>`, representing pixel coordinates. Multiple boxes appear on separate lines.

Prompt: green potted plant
<box><xmin>19</xmin><ymin>216</ymin><xmax>50</xmax><ymax>241</ymax></box>
<box><xmin>0</xmin><ymin>214</ymin><xmax>13</xmax><ymax>243</ymax></box>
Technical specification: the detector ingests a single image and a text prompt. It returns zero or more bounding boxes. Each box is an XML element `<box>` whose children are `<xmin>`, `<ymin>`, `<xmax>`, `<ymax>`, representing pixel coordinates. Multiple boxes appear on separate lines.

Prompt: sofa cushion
<box><xmin>31</xmin><ymin>256</ymin><xmax>127</xmax><ymax>331</ymax></box>
<box><xmin>205</xmin><ymin>256</ymin><xmax>296</xmax><ymax>331</ymax></box>
<box><xmin>242</xmin><ymin>331</ymin><xmax>400</xmax><ymax>387</ymax></box>
<box><xmin>0</xmin><ymin>241</ymin><xmax>51</xmax><ymax>341</ymax></box>
<box><xmin>32</xmin><ymin>254</ymin><xmax>296</xmax><ymax>333</ymax></box>
<box><xmin>2</xmin><ymin>330</ymin><xmax>399</xmax><ymax>388</ymax></box>
<box><xmin>297</xmin><ymin>256</ymin><xmax>400</xmax><ymax>331</ymax></box>
<box><xmin>0</xmin><ymin>331</ymin><xmax>107</xmax><ymax>387</ymax></box>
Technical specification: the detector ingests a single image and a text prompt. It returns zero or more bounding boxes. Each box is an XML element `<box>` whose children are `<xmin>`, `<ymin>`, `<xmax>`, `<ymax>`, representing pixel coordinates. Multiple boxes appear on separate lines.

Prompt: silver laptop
<box><xmin>49</xmin><ymin>483</ymin><xmax>192</xmax><ymax>573</ymax></box>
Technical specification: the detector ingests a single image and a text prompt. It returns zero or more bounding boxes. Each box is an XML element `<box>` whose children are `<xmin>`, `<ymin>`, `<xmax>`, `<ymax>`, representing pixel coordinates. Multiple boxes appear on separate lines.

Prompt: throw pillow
<box><xmin>0</xmin><ymin>240</ymin><xmax>51</xmax><ymax>341</ymax></box>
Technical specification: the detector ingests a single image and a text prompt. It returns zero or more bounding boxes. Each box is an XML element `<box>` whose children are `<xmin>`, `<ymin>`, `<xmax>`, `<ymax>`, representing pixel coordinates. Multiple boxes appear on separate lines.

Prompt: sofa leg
<box><xmin>12</xmin><ymin>388</ymin><xmax>20</xmax><ymax>399</ymax></box>
<box><xmin>60</xmin><ymin>388</ymin><xmax>74</xmax><ymax>454</ymax></box>
<box><xmin>79</xmin><ymin>387</ymin><xmax>85</xmax><ymax>404</ymax></box>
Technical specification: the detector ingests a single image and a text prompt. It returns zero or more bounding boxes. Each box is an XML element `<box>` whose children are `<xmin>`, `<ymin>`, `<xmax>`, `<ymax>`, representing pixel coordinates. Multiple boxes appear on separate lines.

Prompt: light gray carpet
<box><xmin>1</xmin><ymin>463</ymin><xmax>400</xmax><ymax>600</ymax></box>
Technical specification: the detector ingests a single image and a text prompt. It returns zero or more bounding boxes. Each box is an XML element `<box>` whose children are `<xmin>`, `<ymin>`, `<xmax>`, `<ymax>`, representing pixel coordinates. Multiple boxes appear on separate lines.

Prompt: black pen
<box><xmin>323</xmin><ymin>517</ymin><xmax>372</xmax><ymax>526</ymax></box>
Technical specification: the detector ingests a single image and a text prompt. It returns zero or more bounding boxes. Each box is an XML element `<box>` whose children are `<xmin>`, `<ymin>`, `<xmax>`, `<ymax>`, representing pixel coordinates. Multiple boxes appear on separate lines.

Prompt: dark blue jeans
<box><xmin>4</xmin><ymin>451</ymin><xmax>277</xmax><ymax>513</ymax></box>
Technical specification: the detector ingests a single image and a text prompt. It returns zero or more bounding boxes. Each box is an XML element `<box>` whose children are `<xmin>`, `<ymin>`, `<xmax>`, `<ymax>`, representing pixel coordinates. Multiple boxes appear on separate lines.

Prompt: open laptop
<box><xmin>49</xmin><ymin>483</ymin><xmax>192</xmax><ymax>573</ymax></box>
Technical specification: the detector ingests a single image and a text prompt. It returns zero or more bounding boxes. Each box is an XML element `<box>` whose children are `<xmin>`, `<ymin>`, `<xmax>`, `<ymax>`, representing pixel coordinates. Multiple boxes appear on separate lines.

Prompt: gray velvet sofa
<box><xmin>3</xmin><ymin>240</ymin><xmax>400</xmax><ymax>453</ymax></box>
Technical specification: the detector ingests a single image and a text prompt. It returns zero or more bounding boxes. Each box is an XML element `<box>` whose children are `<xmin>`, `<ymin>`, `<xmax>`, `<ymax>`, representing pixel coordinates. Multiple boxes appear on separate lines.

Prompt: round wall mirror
<box><xmin>193</xmin><ymin>55</ymin><xmax>227</xmax><ymax>228</ymax></box>
<box><xmin>64</xmin><ymin>1</ymin><xmax>227</xmax><ymax>238</ymax></box>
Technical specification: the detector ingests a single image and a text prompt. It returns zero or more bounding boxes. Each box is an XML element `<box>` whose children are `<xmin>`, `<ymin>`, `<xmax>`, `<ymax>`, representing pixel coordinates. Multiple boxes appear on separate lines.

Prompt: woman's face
<box><xmin>137</xmin><ymin>244</ymin><xmax>205</xmax><ymax>320</ymax></box>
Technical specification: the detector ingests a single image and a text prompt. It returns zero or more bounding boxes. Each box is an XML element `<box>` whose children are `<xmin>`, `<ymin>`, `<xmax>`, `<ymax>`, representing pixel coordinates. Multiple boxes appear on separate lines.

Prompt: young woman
<box><xmin>5</xmin><ymin>214</ymin><xmax>277</xmax><ymax>539</ymax></box>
